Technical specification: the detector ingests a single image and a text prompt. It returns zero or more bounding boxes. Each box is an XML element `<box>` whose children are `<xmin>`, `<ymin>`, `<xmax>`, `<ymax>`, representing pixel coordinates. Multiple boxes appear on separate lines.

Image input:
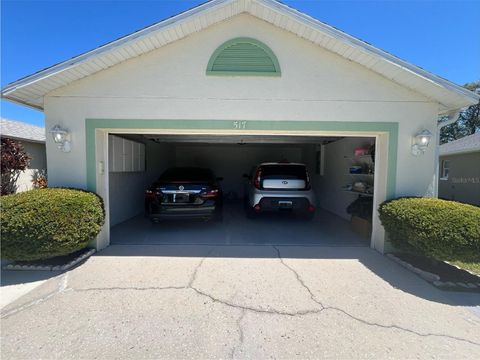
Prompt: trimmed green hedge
<box><xmin>378</xmin><ymin>197</ymin><xmax>480</xmax><ymax>259</ymax></box>
<box><xmin>1</xmin><ymin>188</ymin><xmax>105</xmax><ymax>261</ymax></box>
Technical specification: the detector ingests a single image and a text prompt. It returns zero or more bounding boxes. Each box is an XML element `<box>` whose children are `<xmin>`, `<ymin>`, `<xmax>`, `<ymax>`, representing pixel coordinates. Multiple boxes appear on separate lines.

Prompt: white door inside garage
<box><xmin>103</xmin><ymin>133</ymin><xmax>381</xmax><ymax>248</ymax></box>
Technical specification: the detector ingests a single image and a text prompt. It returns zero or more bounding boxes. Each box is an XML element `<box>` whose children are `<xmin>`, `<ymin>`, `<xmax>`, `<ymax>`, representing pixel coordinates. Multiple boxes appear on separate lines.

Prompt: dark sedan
<box><xmin>145</xmin><ymin>167</ymin><xmax>223</xmax><ymax>222</ymax></box>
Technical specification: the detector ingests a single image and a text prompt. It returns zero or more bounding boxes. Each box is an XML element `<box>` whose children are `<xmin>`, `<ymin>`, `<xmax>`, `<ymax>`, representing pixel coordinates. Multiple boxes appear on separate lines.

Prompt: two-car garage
<box><xmin>100</xmin><ymin>129</ymin><xmax>382</xmax><ymax>248</ymax></box>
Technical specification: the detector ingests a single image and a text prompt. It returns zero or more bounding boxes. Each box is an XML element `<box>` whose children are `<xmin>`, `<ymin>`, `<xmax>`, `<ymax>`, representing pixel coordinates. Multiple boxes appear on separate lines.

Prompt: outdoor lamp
<box><xmin>411</xmin><ymin>129</ymin><xmax>432</xmax><ymax>156</ymax></box>
<box><xmin>50</xmin><ymin>125</ymin><xmax>71</xmax><ymax>153</ymax></box>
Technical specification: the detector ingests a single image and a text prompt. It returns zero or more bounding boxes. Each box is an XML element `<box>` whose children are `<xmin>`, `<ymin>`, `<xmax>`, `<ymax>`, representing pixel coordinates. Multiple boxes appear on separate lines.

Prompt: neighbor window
<box><xmin>441</xmin><ymin>160</ymin><xmax>450</xmax><ymax>180</ymax></box>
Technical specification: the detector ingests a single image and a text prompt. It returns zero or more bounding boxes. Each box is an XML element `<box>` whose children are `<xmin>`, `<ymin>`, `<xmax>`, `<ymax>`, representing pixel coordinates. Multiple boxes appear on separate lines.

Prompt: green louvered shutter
<box><xmin>207</xmin><ymin>38</ymin><xmax>281</xmax><ymax>76</ymax></box>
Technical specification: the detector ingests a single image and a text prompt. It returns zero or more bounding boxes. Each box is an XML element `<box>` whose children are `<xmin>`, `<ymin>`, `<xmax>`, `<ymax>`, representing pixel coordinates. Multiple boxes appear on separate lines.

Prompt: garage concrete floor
<box><xmin>1</xmin><ymin>245</ymin><xmax>479</xmax><ymax>359</ymax></box>
<box><xmin>111</xmin><ymin>202</ymin><xmax>369</xmax><ymax>246</ymax></box>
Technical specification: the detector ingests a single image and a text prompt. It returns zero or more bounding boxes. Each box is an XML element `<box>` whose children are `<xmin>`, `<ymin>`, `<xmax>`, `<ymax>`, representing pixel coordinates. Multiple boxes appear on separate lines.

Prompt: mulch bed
<box><xmin>3</xmin><ymin>248</ymin><xmax>95</xmax><ymax>271</ymax></box>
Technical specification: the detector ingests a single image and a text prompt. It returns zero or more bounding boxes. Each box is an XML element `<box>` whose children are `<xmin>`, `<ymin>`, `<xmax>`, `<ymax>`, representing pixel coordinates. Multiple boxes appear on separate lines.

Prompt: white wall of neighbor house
<box><xmin>15</xmin><ymin>141</ymin><xmax>47</xmax><ymax>193</ymax></box>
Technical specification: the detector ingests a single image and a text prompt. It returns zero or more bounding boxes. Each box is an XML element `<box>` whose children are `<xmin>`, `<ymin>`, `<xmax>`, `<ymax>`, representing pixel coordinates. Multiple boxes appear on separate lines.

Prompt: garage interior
<box><xmin>108</xmin><ymin>134</ymin><xmax>376</xmax><ymax>246</ymax></box>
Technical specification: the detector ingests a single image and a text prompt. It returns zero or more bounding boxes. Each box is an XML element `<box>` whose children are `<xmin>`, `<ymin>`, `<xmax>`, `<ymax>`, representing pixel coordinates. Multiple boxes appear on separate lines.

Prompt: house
<box><xmin>1</xmin><ymin>0</ymin><xmax>478</xmax><ymax>252</ymax></box>
<box><xmin>439</xmin><ymin>132</ymin><xmax>480</xmax><ymax>206</ymax></box>
<box><xmin>0</xmin><ymin>118</ymin><xmax>47</xmax><ymax>192</ymax></box>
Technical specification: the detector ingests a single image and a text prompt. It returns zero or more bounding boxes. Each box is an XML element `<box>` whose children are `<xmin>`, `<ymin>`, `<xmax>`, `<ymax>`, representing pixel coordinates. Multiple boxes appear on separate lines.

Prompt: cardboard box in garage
<box><xmin>350</xmin><ymin>216</ymin><xmax>372</xmax><ymax>239</ymax></box>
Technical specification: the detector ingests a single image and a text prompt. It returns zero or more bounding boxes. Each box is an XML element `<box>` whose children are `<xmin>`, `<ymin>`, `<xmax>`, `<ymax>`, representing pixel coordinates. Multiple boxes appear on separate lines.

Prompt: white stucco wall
<box><xmin>42</xmin><ymin>13</ymin><xmax>442</xmax><ymax>251</ymax></box>
<box><xmin>44</xmin><ymin>14</ymin><xmax>439</xmax><ymax>198</ymax></box>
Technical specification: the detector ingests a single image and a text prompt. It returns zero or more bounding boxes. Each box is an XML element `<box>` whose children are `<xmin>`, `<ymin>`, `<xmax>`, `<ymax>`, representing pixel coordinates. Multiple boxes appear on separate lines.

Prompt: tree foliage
<box><xmin>440</xmin><ymin>81</ymin><xmax>480</xmax><ymax>144</ymax></box>
<box><xmin>1</xmin><ymin>137</ymin><xmax>31</xmax><ymax>195</ymax></box>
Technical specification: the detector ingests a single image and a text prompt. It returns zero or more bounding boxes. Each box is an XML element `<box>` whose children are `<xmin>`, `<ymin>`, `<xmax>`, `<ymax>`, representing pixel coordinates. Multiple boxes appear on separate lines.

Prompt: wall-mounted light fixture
<box><xmin>411</xmin><ymin>129</ymin><xmax>432</xmax><ymax>156</ymax></box>
<box><xmin>49</xmin><ymin>125</ymin><xmax>71</xmax><ymax>153</ymax></box>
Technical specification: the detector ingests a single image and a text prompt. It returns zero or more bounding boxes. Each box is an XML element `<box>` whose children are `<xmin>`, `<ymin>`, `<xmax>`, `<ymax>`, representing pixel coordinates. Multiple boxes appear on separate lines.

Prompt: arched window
<box><xmin>206</xmin><ymin>37</ymin><xmax>281</xmax><ymax>76</ymax></box>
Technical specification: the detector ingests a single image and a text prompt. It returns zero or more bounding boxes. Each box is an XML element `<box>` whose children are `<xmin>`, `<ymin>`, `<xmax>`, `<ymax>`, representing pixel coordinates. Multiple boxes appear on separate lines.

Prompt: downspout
<box><xmin>433</xmin><ymin>109</ymin><xmax>462</xmax><ymax>197</ymax></box>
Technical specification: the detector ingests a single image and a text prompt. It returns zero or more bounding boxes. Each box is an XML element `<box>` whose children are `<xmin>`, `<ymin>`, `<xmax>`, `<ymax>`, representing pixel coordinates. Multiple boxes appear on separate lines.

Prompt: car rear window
<box><xmin>260</xmin><ymin>165</ymin><xmax>307</xmax><ymax>180</ymax></box>
<box><xmin>159</xmin><ymin>167</ymin><xmax>214</xmax><ymax>182</ymax></box>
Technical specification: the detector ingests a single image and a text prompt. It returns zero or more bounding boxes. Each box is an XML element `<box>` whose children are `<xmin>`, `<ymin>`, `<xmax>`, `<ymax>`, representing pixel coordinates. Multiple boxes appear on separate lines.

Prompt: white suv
<box><xmin>243</xmin><ymin>162</ymin><xmax>316</xmax><ymax>219</ymax></box>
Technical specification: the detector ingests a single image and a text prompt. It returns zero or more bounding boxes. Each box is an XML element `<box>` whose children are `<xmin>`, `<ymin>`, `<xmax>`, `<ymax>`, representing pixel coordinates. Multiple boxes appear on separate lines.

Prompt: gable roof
<box><xmin>0</xmin><ymin>118</ymin><xmax>46</xmax><ymax>143</ymax></box>
<box><xmin>1</xmin><ymin>0</ymin><xmax>478</xmax><ymax>112</ymax></box>
<box><xmin>440</xmin><ymin>132</ymin><xmax>480</xmax><ymax>156</ymax></box>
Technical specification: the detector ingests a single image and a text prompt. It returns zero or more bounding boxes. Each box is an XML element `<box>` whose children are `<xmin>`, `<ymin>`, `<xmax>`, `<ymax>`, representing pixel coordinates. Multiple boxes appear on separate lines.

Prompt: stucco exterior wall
<box><xmin>44</xmin><ymin>13</ymin><xmax>439</xmax><ymax>201</ymax></box>
<box><xmin>438</xmin><ymin>152</ymin><xmax>480</xmax><ymax>206</ymax></box>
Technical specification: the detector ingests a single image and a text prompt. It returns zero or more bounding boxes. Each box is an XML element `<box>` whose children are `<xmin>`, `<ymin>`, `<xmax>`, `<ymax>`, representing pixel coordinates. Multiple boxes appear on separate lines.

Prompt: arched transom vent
<box><xmin>206</xmin><ymin>37</ymin><xmax>281</xmax><ymax>76</ymax></box>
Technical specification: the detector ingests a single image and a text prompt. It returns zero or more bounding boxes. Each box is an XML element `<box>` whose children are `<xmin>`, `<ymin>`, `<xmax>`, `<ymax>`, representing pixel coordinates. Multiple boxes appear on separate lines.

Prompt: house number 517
<box><xmin>233</xmin><ymin>121</ymin><xmax>247</xmax><ymax>129</ymax></box>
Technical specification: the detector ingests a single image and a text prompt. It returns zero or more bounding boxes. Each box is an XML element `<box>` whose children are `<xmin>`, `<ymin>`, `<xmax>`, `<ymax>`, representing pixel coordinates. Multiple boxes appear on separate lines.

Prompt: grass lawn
<box><xmin>447</xmin><ymin>252</ymin><xmax>480</xmax><ymax>276</ymax></box>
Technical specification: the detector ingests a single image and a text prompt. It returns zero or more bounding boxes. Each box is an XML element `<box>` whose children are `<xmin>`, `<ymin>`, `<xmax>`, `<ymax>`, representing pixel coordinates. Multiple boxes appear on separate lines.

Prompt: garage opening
<box><xmin>107</xmin><ymin>134</ymin><xmax>376</xmax><ymax>246</ymax></box>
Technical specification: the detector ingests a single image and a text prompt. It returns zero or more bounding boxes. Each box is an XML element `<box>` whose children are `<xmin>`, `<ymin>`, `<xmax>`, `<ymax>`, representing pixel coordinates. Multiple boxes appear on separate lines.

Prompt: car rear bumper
<box><xmin>257</xmin><ymin>197</ymin><xmax>313</xmax><ymax>212</ymax></box>
<box><xmin>149</xmin><ymin>205</ymin><xmax>217</xmax><ymax>220</ymax></box>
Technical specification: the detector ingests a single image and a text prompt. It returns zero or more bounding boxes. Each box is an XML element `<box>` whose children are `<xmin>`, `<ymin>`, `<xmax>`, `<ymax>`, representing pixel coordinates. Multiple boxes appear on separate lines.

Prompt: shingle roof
<box><xmin>440</xmin><ymin>132</ymin><xmax>480</xmax><ymax>156</ymax></box>
<box><xmin>1</xmin><ymin>0</ymin><xmax>478</xmax><ymax>112</ymax></box>
<box><xmin>0</xmin><ymin>118</ymin><xmax>46</xmax><ymax>143</ymax></box>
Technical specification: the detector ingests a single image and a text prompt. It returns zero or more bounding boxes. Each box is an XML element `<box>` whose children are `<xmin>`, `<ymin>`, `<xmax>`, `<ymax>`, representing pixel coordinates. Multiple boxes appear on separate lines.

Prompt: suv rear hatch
<box><xmin>256</xmin><ymin>164</ymin><xmax>309</xmax><ymax>190</ymax></box>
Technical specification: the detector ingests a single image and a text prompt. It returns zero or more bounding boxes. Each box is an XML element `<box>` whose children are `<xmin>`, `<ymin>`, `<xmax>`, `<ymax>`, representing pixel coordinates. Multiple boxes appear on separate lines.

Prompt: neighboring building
<box><xmin>0</xmin><ymin>118</ymin><xmax>47</xmax><ymax>192</ymax></box>
<box><xmin>439</xmin><ymin>132</ymin><xmax>480</xmax><ymax>206</ymax></box>
<box><xmin>1</xmin><ymin>0</ymin><xmax>479</xmax><ymax>252</ymax></box>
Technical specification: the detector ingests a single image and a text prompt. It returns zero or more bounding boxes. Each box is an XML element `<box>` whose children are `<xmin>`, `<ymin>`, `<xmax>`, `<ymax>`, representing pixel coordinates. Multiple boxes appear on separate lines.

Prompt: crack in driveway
<box><xmin>272</xmin><ymin>245</ymin><xmax>480</xmax><ymax>347</ymax></box>
<box><xmin>229</xmin><ymin>309</ymin><xmax>246</xmax><ymax>359</ymax></box>
<box><xmin>3</xmin><ymin>250</ymin><xmax>480</xmax><ymax>348</ymax></box>
<box><xmin>272</xmin><ymin>245</ymin><xmax>325</xmax><ymax>309</ymax></box>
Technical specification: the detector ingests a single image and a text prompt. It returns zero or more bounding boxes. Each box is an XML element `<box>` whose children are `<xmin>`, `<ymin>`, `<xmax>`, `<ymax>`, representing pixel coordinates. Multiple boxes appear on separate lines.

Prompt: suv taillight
<box><xmin>254</xmin><ymin>168</ymin><xmax>262</xmax><ymax>189</ymax></box>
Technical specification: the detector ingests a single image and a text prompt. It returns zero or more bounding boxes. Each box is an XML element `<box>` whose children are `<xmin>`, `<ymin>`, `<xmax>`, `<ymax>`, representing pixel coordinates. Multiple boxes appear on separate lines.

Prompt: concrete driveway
<box><xmin>1</xmin><ymin>244</ymin><xmax>480</xmax><ymax>359</ymax></box>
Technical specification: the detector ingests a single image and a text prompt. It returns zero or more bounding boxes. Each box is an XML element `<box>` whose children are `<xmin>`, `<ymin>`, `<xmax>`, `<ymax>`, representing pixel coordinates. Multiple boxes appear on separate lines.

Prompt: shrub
<box><xmin>1</xmin><ymin>188</ymin><xmax>105</xmax><ymax>261</ymax></box>
<box><xmin>378</xmin><ymin>197</ymin><xmax>480</xmax><ymax>259</ymax></box>
<box><xmin>1</xmin><ymin>137</ymin><xmax>31</xmax><ymax>195</ymax></box>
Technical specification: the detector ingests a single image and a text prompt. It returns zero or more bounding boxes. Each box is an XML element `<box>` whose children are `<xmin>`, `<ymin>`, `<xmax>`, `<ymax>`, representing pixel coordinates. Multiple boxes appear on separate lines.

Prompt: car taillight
<box><xmin>201</xmin><ymin>189</ymin><xmax>219</xmax><ymax>199</ymax></box>
<box><xmin>254</xmin><ymin>168</ymin><xmax>262</xmax><ymax>189</ymax></box>
<box><xmin>308</xmin><ymin>204</ymin><xmax>316</xmax><ymax>212</ymax></box>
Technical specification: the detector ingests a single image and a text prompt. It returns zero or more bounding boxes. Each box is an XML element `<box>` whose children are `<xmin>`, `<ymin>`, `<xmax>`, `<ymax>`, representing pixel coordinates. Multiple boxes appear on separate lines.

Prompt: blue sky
<box><xmin>1</xmin><ymin>0</ymin><xmax>479</xmax><ymax>127</ymax></box>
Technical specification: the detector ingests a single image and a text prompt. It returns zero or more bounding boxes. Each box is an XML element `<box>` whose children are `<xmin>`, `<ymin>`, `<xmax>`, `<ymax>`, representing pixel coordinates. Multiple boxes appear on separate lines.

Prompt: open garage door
<box><xmin>103</xmin><ymin>133</ymin><xmax>378</xmax><ymax>248</ymax></box>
